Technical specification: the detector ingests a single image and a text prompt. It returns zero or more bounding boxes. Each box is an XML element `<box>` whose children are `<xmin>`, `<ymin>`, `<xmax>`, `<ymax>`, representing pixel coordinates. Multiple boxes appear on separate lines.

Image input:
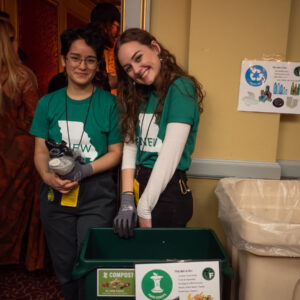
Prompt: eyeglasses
<box><xmin>66</xmin><ymin>56</ymin><xmax>98</xmax><ymax>69</ymax></box>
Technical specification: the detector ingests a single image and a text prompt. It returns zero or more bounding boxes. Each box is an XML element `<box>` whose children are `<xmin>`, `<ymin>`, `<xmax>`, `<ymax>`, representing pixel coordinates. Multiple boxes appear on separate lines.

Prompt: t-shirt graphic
<box><xmin>138</xmin><ymin>113</ymin><xmax>162</xmax><ymax>153</ymax></box>
<box><xmin>58</xmin><ymin>120</ymin><xmax>97</xmax><ymax>161</ymax></box>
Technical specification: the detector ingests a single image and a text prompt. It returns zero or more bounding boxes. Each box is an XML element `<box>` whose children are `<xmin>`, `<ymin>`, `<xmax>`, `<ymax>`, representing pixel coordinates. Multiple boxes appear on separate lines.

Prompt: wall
<box><xmin>278</xmin><ymin>0</ymin><xmax>300</xmax><ymax>160</ymax></box>
<box><xmin>151</xmin><ymin>0</ymin><xmax>299</xmax><ymax>245</ymax></box>
<box><xmin>150</xmin><ymin>0</ymin><xmax>191</xmax><ymax>70</ymax></box>
<box><xmin>0</xmin><ymin>0</ymin><xmax>93</xmax><ymax>40</ymax></box>
<box><xmin>188</xmin><ymin>0</ymin><xmax>290</xmax><ymax>162</ymax></box>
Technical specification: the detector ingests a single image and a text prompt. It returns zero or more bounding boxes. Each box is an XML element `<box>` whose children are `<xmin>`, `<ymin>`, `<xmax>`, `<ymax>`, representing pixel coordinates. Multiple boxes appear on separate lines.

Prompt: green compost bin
<box><xmin>73</xmin><ymin>228</ymin><xmax>233</xmax><ymax>300</ymax></box>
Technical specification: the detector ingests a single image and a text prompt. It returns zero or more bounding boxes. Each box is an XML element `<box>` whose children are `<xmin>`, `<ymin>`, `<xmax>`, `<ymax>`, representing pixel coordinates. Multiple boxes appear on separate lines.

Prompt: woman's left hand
<box><xmin>139</xmin><ymin>217</ymin><xmax>152</xmax><ymax>228</ymax></box>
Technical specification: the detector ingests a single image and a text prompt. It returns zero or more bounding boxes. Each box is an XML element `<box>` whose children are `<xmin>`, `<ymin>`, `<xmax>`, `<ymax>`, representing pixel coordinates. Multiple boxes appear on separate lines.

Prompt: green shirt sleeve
<box><xmin>166</xmin><ymin>77</ymin><xmax>197</xmax><ymax>125</ymax></box>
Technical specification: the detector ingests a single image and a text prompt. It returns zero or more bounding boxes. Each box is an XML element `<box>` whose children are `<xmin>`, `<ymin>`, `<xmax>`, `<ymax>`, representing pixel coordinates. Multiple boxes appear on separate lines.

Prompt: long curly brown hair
<box><xmin>115</xmin><ymin>28</ymin><xmax>204</xmax><ymax>142</ymax></box>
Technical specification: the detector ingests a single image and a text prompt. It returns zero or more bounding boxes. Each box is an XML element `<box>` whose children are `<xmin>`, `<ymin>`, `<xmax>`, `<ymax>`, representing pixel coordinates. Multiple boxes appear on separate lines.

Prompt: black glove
<box><xmin>113</xmin><ymin>193</ymin><xmax>137</xmax><ymax>239</ymax></box>
<box><xmin>60</xmin><ymin>160</ymin><xmax>92</xmax><ymax>182</ymax></box>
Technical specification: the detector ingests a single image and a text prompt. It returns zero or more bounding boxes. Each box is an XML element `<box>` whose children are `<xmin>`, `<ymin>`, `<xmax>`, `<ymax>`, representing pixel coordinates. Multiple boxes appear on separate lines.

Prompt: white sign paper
<box><xmin>135</xmin><ymin>261</ymin><xmax>220</xmax><ymax>300</ymax></box>
<box><xmin>238</xmin><ymin>60</ymin><xmax>300</xmax><ymax>114</ymax></box>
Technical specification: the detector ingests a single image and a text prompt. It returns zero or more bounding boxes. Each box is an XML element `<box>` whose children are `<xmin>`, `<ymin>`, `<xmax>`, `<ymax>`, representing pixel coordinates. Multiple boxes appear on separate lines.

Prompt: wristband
<box><xmin>122</xmin><ymin>191</ymin><xmax>134</xmax><ymax>195</ymax></box>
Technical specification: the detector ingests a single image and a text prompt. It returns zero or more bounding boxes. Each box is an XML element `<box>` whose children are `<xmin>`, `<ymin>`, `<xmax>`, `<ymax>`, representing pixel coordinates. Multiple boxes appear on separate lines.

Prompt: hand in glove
<box><xmin>60</xmin><ymin>160</ymin><xmax>93</xmax><ymax>182</ymax></box>
<box><xmin>113</xmin><ymin>193</ymin><xmax>137</xmax><ymax>239</ymax></box>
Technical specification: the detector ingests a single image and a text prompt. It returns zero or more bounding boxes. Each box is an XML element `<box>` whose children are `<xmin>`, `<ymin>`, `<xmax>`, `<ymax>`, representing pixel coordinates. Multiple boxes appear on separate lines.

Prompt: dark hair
<box><xmin>90</xmin><ymin>3</ymin><xmax>120</xmax><ymax>48</ymax></box>
<box><xmin>0</xmin><ymin>11</ymin><xmax>10</xmax><ymax>21</ymax></box>
<box><xmin>60</xmin><ymin>25</ymin><xmax>105</xmax><ymax>61</ymax></box>
<box><xmin>115</xmin><ymin>28</ymin><xmax>204</xmax><ymax>142</ymax></box>
<box><xmin>90</xmin><ymin>3</ymin><xmax>120</xmax><ymax>25</ymax></box>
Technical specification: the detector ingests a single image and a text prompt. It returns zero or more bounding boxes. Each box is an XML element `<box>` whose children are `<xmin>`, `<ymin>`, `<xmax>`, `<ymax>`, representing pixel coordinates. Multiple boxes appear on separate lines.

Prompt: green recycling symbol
<box><xmin>141</xmin><ymin>269</ymin><xmax>172</xmax><ymax>300</ymax></box>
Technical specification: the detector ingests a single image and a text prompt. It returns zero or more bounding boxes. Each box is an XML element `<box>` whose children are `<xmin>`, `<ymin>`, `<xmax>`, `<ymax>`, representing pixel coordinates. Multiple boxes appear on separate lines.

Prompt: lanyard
<box><xmin>65</xmin><ymin>86</ymin><xmax>94</xmax><ymax>151</ymax></box>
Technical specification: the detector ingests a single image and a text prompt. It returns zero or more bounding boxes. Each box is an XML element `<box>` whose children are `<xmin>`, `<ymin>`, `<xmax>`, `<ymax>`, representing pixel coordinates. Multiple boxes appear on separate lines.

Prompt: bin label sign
<box><xmin>97</xmin><ymin>268</ymin><xmax>135</xmax><ymax>297</ymax></box>
<box><xmin>136</xmin><ymin>261</ymin><xmax>220</xmax><ymax>300</ymax></box>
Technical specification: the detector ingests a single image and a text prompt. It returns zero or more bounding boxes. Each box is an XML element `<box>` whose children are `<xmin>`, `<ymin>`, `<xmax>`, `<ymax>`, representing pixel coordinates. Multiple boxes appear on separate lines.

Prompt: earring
<box><xmin>132</xmin><ymin>80</ymin><xmax>136</xmax><ymax>86</ymax></box>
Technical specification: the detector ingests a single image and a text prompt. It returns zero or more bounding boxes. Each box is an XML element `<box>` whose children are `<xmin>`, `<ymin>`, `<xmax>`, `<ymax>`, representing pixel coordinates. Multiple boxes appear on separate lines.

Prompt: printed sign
<box><xmin>135</xmin><ymin>261</ymin><xmax>220</xmax><ymax>300</ymax></box>
<box><xmin>97</xmin><ymin>268</ymin><xmax>135</xmax><ymax>297</ymax></box>
<box><xmin>238</xmin><ymin>60</ymin><xmax>300</xmax><ymax>114</ymax></box>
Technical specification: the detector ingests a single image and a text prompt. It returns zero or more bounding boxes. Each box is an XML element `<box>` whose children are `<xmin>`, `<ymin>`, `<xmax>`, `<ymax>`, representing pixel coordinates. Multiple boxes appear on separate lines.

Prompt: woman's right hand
<box><xmin>42</xmin><ymin>172</ymin><xmax>78</xmax><ymax>194</ymax></box>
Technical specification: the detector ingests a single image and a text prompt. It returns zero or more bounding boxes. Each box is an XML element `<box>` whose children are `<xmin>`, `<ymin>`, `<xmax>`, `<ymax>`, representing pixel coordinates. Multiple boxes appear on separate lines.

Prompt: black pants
<box><xmin>40</xmin><ymin>172</ymin><xmax>116</xmax><ymax>300</ymax></box>
<box><xmin>136</xmin><ymin>166</ymin><xmax>193</xmax><ymax>227</ymax></box>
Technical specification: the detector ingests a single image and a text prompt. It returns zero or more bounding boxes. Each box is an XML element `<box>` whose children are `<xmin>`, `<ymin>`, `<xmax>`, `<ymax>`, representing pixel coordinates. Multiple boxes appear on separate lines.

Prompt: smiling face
<box><xmin>117</xmin><ymin>40</ymin><xmax>162</xmax><ymax>88</ymax></box>
<box><xmin>62</xmin><ymin>39</ymin><xmax>98</xmax><ymax>88</ymax></box>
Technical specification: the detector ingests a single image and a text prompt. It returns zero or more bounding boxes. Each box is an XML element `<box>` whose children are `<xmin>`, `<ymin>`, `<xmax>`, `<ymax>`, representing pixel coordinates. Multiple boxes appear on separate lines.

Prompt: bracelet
<box><xmin>121</xmin><ymin>191</ymin><xmax>134</xmax><ymax>195</ymax></box>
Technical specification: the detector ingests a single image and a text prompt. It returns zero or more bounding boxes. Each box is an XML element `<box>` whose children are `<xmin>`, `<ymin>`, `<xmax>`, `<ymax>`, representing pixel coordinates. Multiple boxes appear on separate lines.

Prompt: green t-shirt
<box><xmin>136</xmin><ymin>76</ymin><xmax>200</xmax><ymax>170</ymax></box>
<box><xmin>30</xmin><ymin>87</ymin><xmax>122</xmax><ymax>163</ymax></box>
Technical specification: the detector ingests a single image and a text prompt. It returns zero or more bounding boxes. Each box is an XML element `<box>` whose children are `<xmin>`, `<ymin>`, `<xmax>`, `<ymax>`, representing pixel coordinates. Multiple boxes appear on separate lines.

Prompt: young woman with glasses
<box><xmin>30</xmin><ymin>25</ymin><xmax>122</xmax><ymax>300</ymax></box>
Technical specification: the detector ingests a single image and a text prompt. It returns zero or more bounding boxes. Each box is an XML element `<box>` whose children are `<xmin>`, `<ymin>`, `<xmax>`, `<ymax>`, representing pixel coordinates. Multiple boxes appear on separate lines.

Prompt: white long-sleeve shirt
<box><xmin>121</xmin><ymin>122</ymin><xmax>191</xmax><ymax>219</ymax></box>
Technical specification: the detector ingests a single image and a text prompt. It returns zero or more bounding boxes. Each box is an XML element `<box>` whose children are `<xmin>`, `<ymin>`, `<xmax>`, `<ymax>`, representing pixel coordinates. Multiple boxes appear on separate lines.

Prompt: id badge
<box><xmin>47</xmin><ymin>187</ymin><xmax>55</xmax><ymax>202</ymax></box>
<box><xmin>61</xmin><ymin>186</ymin><xmax>80</xmax><ymax>207</ymax></box>
<box><xmin>133</xmin><ymin>178</ymin><xmax>140</xmax><ymax>205</ymax></box>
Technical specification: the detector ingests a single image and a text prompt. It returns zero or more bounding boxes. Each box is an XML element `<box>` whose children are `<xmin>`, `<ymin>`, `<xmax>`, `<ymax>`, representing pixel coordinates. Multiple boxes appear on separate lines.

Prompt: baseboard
<box><xmin>187</xmin><ymin>158</ymin><xmax>281</xmax><ymax>180</ymax></box>
<box><xmin>277</xmin><ymin>160</ymin><xmax>300</xmax><ymax>179</ymax></box>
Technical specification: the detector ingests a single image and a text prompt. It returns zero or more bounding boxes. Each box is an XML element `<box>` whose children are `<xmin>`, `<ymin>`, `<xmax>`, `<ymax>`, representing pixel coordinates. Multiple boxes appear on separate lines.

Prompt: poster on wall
<box><xmin>238</xmin><ymin>60</ymin><xmax>300</xmax><ymax>114</ymax></box>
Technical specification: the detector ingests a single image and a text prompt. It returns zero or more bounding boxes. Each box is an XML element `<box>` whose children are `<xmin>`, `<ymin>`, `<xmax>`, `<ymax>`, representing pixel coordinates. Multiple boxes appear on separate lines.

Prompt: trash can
<box><xmin>215</xmin><ymin>178</ymin><xmax>300</xmax><ymax>300</ymax></box>
<box><xmin>72</xmin><ymin>227</ymin><xmax>233</xmax><ymax>300</ymax></box>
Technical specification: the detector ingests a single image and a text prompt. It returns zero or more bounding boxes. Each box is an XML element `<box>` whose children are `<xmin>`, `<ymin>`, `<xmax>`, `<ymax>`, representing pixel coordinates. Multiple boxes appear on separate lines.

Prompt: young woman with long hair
<box><xmin>0</xmin><ymin>20</ymin><xmax>40</xmax><ymax>269</ymax></box>
<box><xmin>113</xmin><ymin>28</ymin><xmax>204</xmax><ymax>238</ymax></box>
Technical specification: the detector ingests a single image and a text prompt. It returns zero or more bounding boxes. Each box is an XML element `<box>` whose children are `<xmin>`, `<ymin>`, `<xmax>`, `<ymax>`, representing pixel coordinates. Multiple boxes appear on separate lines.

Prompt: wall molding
<box><xmin>278</xmin><ymin>160</ymin><xmax>300</xmax><ymax>179</ymax></box>
<box><xmin>122</xmin><ymin>0</ymin><xmax>151</xmax><ymax>31</ymax></box>
<box><xmin>187</xmin><ymin>158</ymin><xmax>282</xmax><ymax>180</ymax></box>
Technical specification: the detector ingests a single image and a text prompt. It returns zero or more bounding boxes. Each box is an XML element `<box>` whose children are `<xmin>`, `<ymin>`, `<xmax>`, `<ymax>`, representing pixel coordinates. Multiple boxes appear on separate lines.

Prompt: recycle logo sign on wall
<box><xmin>245</xmin><ymin>65</ymin><xmax>267</xmax><ymax>87</ymax></box>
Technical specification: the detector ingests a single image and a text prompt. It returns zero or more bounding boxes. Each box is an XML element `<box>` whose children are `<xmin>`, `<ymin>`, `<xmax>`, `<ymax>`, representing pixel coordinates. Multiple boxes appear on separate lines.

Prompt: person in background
<box><xmin>30</xmin><ymin>25</ymin><xmax>122</xmax><ymax>299</ymax></box>
<box><xmin>0</xmin><ymin>10</ymin><xmax>29</xmax><ymax>61</ymax></box>
<box><xmin>0</xmin><ymin>20</ymin><xmax>40</xmax><ymax>268</ymax></box>
<box><xmin>113</xmin><ymin>28</ymin><xmax>204</xmax><ymax>238</ymax></box>
<box><xmin>90</xmin><ymin>2</ymin><xmax>120</xmax><ymax>95</ymax></box>
<box><xmin>89</xmin><ymin>2</ymin><xmax>122</xmax><ymax>194</ymax></box>
<box><xmin>47</xmin><ymin>69</ymin><xmax>68</xmax><ymax>93</ymax></box>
